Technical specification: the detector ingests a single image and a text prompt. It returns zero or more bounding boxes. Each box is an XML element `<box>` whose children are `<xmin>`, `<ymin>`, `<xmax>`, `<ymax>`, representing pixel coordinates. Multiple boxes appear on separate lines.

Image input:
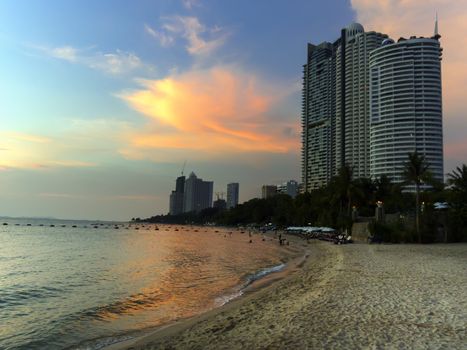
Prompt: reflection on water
<box><xmin>0</xmin><ymin>220</ymin><xmax>291</xmax><ymax>350</ymax></box>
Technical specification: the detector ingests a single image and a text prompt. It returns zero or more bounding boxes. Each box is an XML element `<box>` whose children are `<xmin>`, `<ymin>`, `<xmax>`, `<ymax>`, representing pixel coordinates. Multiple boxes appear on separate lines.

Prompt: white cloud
<box><xmin>36</xmin><ymin>45</ymin><xmax>153</xmax><ymax>75</ymax></box>
<box><xmin>49</xmin><ymin>45</ymin><xmax>78</xmax><ymax>62</ymax></box>
<box><xmin>86</xmin><ymin>50</ymin><xmax>143</xmax><ymax>75</ymax></box>
<box><xmin>182</xmin><ymin>0</ymin><xmax>201</xmax><ymax>10</ymax></box>
<box><xmin>144</xmin><ymin>24</ymin><xmax>175</xmax><ymax>47</ymax></box>
<box><xmin>147</xmin><ymin>15</ymin><xmax>228</xmax><ymax>57</ymax></box>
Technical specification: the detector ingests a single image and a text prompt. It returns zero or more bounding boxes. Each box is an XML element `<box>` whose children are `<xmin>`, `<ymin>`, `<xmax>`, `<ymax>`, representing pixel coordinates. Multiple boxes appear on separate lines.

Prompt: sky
<box><xmin>0</xmin><ymin>0</ymin><xmax>465</xmax><ymax>220</ymax></box>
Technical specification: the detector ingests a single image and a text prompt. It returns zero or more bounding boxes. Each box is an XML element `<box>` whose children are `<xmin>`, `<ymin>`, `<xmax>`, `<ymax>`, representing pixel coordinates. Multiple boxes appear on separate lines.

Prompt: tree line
<box><xmin>143</xmin><ymin>153</ymin><xmax>467</xmax><ymax>243</ymax></box>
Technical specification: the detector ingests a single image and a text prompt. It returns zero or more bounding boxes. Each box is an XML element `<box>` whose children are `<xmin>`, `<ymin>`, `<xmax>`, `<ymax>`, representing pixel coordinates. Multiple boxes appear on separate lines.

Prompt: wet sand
<box><xmin>107</xmin><ymin>240</ymin><xmax>467</xmax><ymax>350</ymax></box>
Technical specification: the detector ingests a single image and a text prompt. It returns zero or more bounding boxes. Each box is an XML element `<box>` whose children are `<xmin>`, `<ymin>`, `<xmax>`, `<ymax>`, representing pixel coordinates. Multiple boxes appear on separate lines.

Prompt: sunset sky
<box><xmin>0</xmin><ymin>0</ymin><xmax>465</xmax><ymax>220</ymax></box>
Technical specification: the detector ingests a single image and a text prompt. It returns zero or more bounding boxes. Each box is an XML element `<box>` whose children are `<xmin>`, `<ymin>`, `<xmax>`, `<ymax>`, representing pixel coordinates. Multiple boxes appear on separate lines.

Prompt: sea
<box><xmin>0</xmin><ymin>218</ymin><xmax>292</xmax><ymax>350</ymax></box>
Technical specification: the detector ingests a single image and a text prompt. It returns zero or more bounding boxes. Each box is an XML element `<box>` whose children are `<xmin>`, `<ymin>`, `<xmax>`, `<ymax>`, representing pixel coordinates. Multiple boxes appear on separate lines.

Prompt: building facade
<box><xmin>341</xmin><ymin>26</ymin><xmax>388</xmax><ymax>178</ymax></box>
<box><xmin>169</xmin><ymin>175</ymin><xmax>185</xmax><ymax>215</ymax></box>
<box><xmin>302</xmin><ymin>42</ymin><xmax>336</xmax><ymax>191</ymax></box>
<box><xmin>277</xmin><ymin>180</ymin><xmax>299</xmax><ymax>198</ymax></box>
<box><xmin>302</xmin><ymin>23</ymin><xmax>387</xmax><ymax>191</ymax></box>
<box><xmin>213</xmin><ymin>198</ymin><xmax>227</xmax><ymax>210</ymax></box>
<box><xmin>226</xmin><ymin>183</ymin><xmax>239</xmax><ymax>209</ymax></box>
<box><xmin>369</xmin><ymin>33</ymin><xmax>443</xmax><ymax>183</ymax></box>
<box><xmin>183</xmin><ymin>172</ymin><xmax>214</xmax><ymax>213</ymax></box>
<box><xmin>261</xmin><ymin>185</ymin><xmax>277</xmax><ymax>199</ymax></box>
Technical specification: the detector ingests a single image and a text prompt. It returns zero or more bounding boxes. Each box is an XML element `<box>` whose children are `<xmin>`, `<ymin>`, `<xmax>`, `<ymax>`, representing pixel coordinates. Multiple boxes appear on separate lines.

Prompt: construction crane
<box><xmin>215</xmin><ymin>191</ymin><xmax>226</xmax><ymax>200</ymax></box>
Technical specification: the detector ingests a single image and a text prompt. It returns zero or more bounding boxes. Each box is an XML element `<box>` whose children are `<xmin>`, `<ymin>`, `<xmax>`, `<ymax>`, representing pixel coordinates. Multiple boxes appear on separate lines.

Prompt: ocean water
<box><xmin>0</xmin><ymin>219</ymin><xmax>291</xmax><ymax>350</ymax></box>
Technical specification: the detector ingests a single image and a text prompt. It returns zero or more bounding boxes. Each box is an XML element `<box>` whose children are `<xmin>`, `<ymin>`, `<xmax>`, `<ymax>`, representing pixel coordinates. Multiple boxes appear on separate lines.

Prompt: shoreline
<box><xmin>102</xmin><ymin>231</ymin><xmax>309</xmax><ymax>350</ymax></box>
<box><xmin>104</xmin><ymin>241</ymin><xmax>466</xmax><ymax>350</ymax></box>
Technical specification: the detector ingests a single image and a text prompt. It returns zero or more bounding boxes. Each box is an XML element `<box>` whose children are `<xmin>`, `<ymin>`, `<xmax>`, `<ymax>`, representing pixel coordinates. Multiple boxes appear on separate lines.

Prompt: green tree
<box><xmin>448</xmin><ymin>164</ymin><xmax>467</xmax><ymax>192</ymax></box>
<box><xmin>328</xmin><ymin>165</ymin><xmax>361</xmax><ymax>231</ymax></box>
<box><xmin>447</xmin><ymin>164</ymin><xmax>467</xmax><ymax>241</ymax></box>
<box><xmin>402</xmin><ymin>152</ymin><xmax>432</xmax><ymax>243</ymax></box>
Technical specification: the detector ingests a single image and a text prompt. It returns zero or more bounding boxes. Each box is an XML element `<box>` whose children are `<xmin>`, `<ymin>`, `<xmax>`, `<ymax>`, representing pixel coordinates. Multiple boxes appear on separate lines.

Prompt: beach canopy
<box><xmin>286</xmin><ymin>226</ymin><xmax>336</xmax><ymax>233</ymax></box>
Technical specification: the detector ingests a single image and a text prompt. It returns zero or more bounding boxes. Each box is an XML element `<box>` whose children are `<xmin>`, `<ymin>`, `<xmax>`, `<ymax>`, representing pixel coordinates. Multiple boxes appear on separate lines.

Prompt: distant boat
<box><xmin>50</xmin><ymin>225</ymin><xmax>55</xmax><ymax>227</ymax></box>
<box><xmin>2</xmin><ymin>223</ymin><xmax>7</xmax><ymax>225</ymax></box>
<box><xmin>72</xmin><ymin>225</ymin><xmax>77</xmax><ymax>228</ymax></box>
<box><xmin>27</xmin><ymin>224</ymin><xmax>31</xmax><ymax>226</ymax></box>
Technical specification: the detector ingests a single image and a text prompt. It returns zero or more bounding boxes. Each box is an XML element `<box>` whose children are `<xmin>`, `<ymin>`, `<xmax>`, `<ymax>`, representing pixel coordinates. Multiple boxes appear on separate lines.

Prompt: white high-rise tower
<box><xmin>369</xmin><ymin>23</ymin><xmax>443</xmax><ymax>183</ymax></box>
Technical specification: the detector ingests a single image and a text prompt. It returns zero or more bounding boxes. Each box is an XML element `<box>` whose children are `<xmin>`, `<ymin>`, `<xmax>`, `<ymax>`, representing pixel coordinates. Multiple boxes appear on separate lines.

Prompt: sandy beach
<box><xmin>107</xmin><ymin>239</ymin><xmax>467</xmax><ymax>350</ymax></box>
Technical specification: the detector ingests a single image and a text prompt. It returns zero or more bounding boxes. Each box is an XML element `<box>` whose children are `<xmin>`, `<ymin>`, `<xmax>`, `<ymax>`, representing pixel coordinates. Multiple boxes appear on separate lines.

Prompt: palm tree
<box><xmin>328</xmin><ymin>165</ymin><xmax>365</xmax><ymax>232</ymax></box>
<box><xmin>330</xmin><ymin>165</ymin><xmax>354</xmax><ymax>217</ymax></box>
<box><xmin>448</xmin><ymin>164</ymin><xmax>467</xmax><ymax>192</ymax></box>
<box><xmin>402</xmin><ymin>152</ymin><xmax>431</xmax><ymax>243</ymax></box>
<box><xmin>374</xmin><ymin>175</ymin><xmax>392</xmax><ymax>201</ymax></box>
<box><xmin>447</xmin><ymin>164</ymin><xmax>467</xmax><ymax>242</ymax></box>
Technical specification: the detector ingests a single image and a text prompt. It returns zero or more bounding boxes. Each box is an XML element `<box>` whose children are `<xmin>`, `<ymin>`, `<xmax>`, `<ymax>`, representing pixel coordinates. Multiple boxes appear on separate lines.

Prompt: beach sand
<box><xmin>107</xmin><ymin>240</ymin><xmax>467</xmax><ymax>350</ymax></box>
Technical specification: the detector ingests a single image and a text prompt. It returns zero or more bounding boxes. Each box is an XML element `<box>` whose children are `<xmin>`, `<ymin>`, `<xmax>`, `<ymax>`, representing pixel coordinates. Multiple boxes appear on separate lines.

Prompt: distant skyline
<box><xmin>0</xmin><ymin>1</ymin><xmax>466</xmax><ymax>220</ymax></box>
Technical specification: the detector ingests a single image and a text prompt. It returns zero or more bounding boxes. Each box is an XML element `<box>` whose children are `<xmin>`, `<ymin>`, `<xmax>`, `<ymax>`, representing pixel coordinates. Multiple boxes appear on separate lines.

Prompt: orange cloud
<box><xmin>120</xmin><ymin>66</ymin><xmax>299</xmax><ymax>160</ymax></box>
<box><xmin>0</xmin><ymin>130</ymin><xmax>102</xmax><ymax>170</ymax></box>
<box><xmin>351</xmin><ymin>0</ymin><xmax>467</xmax><ymax>164</ymax></box>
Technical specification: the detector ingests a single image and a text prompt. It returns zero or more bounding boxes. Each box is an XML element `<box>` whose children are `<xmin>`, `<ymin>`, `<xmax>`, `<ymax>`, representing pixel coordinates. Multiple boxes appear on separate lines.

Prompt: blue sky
<box><xmin>0</xmin><ymin>0</ymin><xmax>464</xmax><ymax>220</ymax></box>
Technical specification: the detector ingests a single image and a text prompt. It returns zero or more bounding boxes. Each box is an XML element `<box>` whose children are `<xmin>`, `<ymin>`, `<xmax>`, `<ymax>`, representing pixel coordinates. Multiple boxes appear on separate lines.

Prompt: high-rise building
<box><xmin>226</xmin><ymin>183</ymin><xmax>239</xmax><ymax>209</ymax></box>
<box><xmin>277</xmin><ymin>180</ymin><xmax>299</xmax><ymax>198</ymax></box>
<box><xmin>369</xmin><ymin>26</ymin><xmax>443</xmax><ymax>183</ymax></box>
<box><xmin>340</xmin><ymin>26</ymin><xmax>388</xmax><ymax>178</ymax></box>
<box><xmin>302</xmin><ymin>23</ymin><xmax>387</xmax><ymax>191</ymax></box>
<box><xmin>183</xmin><ymin>172</ymin><xmax>213</xmax><ymax>213</ymax></box>
<box><xmin>261</xmin><ymin>185</ymin><xmax>277</xmax><ymax>199</ymax></box>
<box><xmin>169</xmin><ymin>175</ymin><xmax>185</xmax><ymax>215</ymax></box>
<box><xmin>302</xmin><ymin>42</ymin><xmax>336</xmax><ymax>191</ymax></box>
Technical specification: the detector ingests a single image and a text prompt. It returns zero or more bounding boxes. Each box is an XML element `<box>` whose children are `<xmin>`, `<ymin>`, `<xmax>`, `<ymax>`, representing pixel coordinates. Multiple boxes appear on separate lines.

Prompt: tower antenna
<box><xmin>434</xmin><ymin>12</ymin><xmax>441</xmax><ymax>40</ymax></box>
<box><xmin>181</xmin><ymin>160</ymin><xmax>187</xmax><ymax>176</ymax></box>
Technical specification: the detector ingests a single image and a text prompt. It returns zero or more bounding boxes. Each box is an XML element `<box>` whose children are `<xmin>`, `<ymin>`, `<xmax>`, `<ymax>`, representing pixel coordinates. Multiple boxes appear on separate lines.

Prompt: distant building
<box><xmin>277</xmin><ymin>180</ymin><xmax>299</xmax><ymax>198</ymax></box>
<box><xmin>226</xmin><ymin>183</ymin><xmax>239</xmax><ymax>209</ymax></box>
<box><xmin>369</xmin><ymin>26</ymin><xmax>443</xmax><ymax>184</ymax></box>
<box><xmin>183</xmin><ymin>172</ymin><xmax>213</xmax><ymax>213</ymax></box>
<box><xmin>262</xmin><ymin>185</ymin><xmax>277</xmax><ymax>199</ymax></box>
<box><xmin>213</xmin><ymin>198</ymin><xmax>227</xmax><ymax>210</ymax></box>
<box><xmin>169</xmin><ymin>175</ymin><xmax>185</xmax><ymax>215</ymax></box>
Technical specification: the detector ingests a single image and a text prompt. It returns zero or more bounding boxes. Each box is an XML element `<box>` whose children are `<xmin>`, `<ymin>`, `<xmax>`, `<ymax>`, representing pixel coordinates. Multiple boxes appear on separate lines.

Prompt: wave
<box><xmin>215</xmin><ymin>263</ymin><xmax>286</xmax><ymax>307</ymax></box>
<box><xmin>0</xmin><ymin>285</ymin><xmax>65</xmax><ymax>308</ymax></box>
<box><xmin>245</xmin><ymin>263</ymin><xmax>286</xmax><ymax>285</ymax></box>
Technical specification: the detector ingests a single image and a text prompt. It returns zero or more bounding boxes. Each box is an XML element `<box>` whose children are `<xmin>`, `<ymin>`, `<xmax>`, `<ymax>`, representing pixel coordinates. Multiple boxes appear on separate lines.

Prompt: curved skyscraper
<box><xmin>369</xmin><ymin>30</ymin><xmax>443</xmax><ymax>183</ymax></box>
<box><xmin>337</xmin><ymin>24</ymin><xmax>388</xmax><ymax>178</ymax></box>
